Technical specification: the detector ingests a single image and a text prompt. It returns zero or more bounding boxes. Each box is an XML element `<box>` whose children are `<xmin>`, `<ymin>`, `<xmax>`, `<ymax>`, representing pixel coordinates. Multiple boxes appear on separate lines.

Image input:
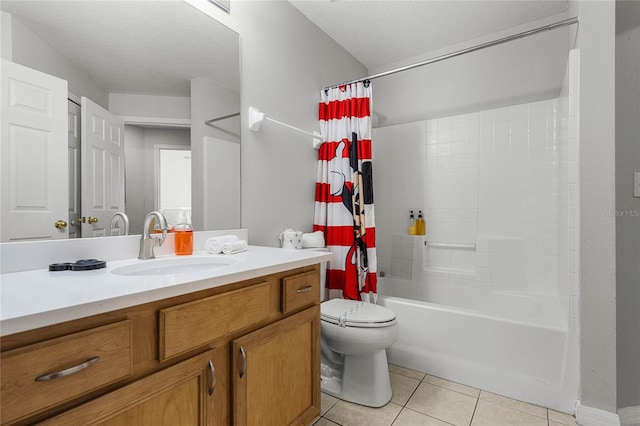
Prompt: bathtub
<box><xmin>378</xmin><ymin>276</ymin><xmax>578</xmax><ymax>413</ymax></box>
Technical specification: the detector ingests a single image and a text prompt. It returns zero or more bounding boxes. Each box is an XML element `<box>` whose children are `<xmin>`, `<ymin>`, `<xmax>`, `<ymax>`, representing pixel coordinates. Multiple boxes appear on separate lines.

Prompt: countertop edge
<box><xmin>1</xmin><ymin>249</ymin><xmax>332</xmax><ymax>337</ymax></box>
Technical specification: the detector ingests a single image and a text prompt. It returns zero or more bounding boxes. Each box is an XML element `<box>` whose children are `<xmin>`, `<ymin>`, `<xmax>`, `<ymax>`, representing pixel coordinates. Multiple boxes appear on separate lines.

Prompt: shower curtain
<box><xmin>313</xmin><ymin>81</ymin><xmax>377</xmax><ymax>303</ymax></box>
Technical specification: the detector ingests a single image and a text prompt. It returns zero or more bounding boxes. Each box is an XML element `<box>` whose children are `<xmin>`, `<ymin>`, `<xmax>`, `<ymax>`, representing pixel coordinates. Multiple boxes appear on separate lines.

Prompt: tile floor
<box><xmin>311</xmin><ymin>364</ymin><xmax>577</xmax><ymax>426</ymax></box>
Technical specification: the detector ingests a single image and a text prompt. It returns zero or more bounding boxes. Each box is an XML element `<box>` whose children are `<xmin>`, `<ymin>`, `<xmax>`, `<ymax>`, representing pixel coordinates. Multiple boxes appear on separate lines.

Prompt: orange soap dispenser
<box><xmin>174</xmin><ymin>223</ymin><xmax>193</xmax><ymax>255</ymax></box>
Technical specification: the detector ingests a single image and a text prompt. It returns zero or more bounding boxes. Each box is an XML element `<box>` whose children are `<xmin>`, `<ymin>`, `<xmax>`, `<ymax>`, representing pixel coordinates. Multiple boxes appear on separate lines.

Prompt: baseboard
<box><xmin>576</xmin><ymin>403</ymin><xmax>621</xmax><ymax>426</ymax></box>
<box><xmin>619</xmin><ymin>406</ymin><xmax>640</xmax><ymax>426</ymax></box>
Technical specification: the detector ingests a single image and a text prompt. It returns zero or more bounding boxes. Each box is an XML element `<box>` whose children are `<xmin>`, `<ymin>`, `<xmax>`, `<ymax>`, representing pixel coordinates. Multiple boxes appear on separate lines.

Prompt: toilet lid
<box><xmin>321</xmin><ymin>299</ymin><xmax>396</xmax><ymax>328</ymax></box>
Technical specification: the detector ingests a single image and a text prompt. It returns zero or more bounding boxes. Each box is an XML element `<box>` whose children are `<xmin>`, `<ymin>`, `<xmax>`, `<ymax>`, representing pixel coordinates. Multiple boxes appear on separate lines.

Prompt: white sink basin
<box><xmin>111</xmin><ymin>257</ymin><xmax>237</xmax><ymax>277</ymax></box>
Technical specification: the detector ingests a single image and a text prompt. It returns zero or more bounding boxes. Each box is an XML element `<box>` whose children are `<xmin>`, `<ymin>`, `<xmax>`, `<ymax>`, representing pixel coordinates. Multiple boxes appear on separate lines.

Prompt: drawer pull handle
<box><xmin>296</xmin><ymin>285</ymin><xmax>313</xmax><ymax>293</ymax></box>
<box><xmin>239</xmin><ymin>346</ymin><xmax>247</xmax><ymax>379</ymax></box>
<box><xmin>208</xmin><ymin>360</ymin><xmax>216</xmax><ymax>396</ymax></box>
<box><xmin>35</xmin><ymin>356</ymin><xmax>100</xmax><ymax>382</ymax></box>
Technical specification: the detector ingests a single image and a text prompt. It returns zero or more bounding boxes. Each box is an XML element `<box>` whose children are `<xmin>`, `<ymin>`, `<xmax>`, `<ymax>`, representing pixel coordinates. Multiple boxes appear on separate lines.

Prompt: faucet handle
<box><xmin>151</xmin><ymin>226</ymin><xmax>169</xmax><ymax>245</ymax></box>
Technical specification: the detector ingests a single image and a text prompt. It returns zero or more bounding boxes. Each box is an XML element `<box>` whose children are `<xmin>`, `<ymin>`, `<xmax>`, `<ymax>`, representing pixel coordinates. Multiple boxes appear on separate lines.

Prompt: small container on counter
<box><xmin>174</xmin><ymin>223</ymin><xmax>193</xmax><ymax>255</ymax></box>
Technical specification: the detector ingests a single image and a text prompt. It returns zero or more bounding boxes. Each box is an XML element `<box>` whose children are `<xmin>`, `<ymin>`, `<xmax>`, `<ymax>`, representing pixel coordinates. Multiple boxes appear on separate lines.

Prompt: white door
<box><xmin>80</xmin><ymin>97</ymin><xmax>125</xmax><ymax>237</ymax></box>
<box><xmin>0</xmin><ymin>60</ymin><xmax>68</xmax><ymax>242</ymax></box>
<box><xmin>68</xmin><ymin>99</ymin><xmax>81</xmax><ymax>238</ymax></box>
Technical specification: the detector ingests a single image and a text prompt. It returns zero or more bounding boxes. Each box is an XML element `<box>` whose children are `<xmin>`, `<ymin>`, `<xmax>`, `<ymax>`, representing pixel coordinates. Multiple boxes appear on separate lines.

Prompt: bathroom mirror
<box><xmin>0</xmin><ymin>0</ymin><xmax>240</xmax><ymax>241</ymax></box>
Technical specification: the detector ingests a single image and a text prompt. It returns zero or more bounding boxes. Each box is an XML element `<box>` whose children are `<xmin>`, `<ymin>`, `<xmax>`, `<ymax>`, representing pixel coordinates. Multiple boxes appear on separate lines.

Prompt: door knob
<box><xmin>87</xmin><ymin>216</ymin><xmax>99</xmax><ymax>224</ymax></box>
<box><xmin>54</xmin><ymin>220</ymin><xmax>68</xmax><ymax>229</ymax></box>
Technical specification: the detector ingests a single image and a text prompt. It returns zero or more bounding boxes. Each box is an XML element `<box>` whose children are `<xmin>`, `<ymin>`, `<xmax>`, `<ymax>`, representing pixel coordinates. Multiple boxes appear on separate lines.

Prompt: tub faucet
<box><xmin>138</xmin><ymin>211</ymin><xmax>169</xmax><ymax>260</ymax></box>
<box><xmin>110</xmin><ymin>212</ymin><xmax>130</xmax><ymax>236</ymax></box>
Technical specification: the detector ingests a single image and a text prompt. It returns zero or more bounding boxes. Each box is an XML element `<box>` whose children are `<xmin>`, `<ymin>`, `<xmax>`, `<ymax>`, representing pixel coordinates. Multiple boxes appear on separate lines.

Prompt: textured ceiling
<box><xmin>289</xmin><ymin>0</ymin><xmax>569</xmax><ymax>71</ymax></box>
<box><xmin>1</xmin><ymin>0</ymin><xmax>240</xmax><ymax>97</ymax></box>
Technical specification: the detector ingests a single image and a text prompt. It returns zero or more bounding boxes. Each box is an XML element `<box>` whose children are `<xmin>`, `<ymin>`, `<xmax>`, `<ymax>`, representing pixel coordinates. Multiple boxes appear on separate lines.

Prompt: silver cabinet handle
<box><xmin>35</xmin><ymin>356</ymin><xmax>100</xmax><ymax>382</ymax></box>
<box><xmin>207</xmin><ymin>360</ymin><xmax>216</xmax><ymax>396</ymax></box>
<box><xmin>296</xmin><ymin>285</ymin><xmax>313</xmax><ymax>293</ymax></box>
<box><xmin>239</xmin><ymin>346</ymin><xmax>247</xmax><ymax>379</ymax></box>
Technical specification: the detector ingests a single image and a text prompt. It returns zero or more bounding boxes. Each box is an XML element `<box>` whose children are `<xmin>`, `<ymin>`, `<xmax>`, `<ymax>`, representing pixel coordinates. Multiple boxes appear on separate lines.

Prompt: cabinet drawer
<box><xmin>38</xmin><ymin>349</ymin><xmax>218</xmax><ymax>426</ymax></box>
<box><xmin>281</xmin><ymin>270</ymin><xmax>320</xmax><ymax>314</ymax></box>
<box><xmin>159</xmin><ymin>281</ymin><xmax>272</xmax><ymax>361</ymax></box>
<box><xmin>1</xmin><ymin>320</ymin><xmax>133</xmax><ymax>425</ymax></box>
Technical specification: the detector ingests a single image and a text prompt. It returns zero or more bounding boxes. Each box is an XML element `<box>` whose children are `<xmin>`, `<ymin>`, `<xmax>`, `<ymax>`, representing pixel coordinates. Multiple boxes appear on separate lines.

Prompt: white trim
<box><xmin>619</xmin><ymin>406</ymin><xmax>640</xmax><ymax>426</ymax></box>
<box><xmin>119</xmin><ymin>116</ymin><xmax>191</xmax><ymax>128</ymax></box>
<box><xmin>576</xmin><ymin>403</ymin><xmax>621</xmax><ymax>426</ymax></box>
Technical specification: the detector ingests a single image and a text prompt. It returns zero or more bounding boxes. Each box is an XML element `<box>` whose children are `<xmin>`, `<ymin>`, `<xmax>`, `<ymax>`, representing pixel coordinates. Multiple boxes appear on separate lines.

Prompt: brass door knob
<box><xmin>54</xmin><ymin>220</ymin><xmax>68</xmax><ymax>229</ymax></box>
<box><xmin>87</xmin><ymin>216</ymin><xmax>99</xmax><ymax>224</ymax></box>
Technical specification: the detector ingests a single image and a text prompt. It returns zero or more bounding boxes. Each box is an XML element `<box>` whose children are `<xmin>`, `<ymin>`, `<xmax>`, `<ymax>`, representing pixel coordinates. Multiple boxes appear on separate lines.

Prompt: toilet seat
<box><xmin>321</xmin><ymin>299</ymin><xmax>396</xmax><ymax>328</ymax></box>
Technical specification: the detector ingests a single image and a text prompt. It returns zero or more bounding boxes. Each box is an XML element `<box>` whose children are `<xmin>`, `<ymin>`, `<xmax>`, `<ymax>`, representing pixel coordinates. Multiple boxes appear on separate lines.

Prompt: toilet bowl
<box><xmin>320</xmin><ymin>298</ymin><xmax>399</xmax><ymax>407</ymax></box>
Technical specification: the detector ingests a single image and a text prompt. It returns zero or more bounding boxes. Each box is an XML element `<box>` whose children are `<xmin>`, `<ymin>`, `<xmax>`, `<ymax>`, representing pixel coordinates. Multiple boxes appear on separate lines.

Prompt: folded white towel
<box><xmin>221</xmin><ymin>240</ymin><xmax>248</xmax><ymax>255</ymax></box>
<box><xmin>302</xmin><ymin>231</ymin><xmax>325</xmax><ymax>248</ymax></box>
<box><xmin>205</xmin><ymin>235</ymin><xmax>239</xmax><ymax>254</ymax></box>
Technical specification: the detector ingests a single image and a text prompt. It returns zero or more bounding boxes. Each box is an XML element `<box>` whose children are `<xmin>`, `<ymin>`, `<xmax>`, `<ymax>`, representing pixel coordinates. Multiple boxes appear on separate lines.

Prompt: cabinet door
<box><xmin>40</xmin><ymin>349</ymin><xmax>219</xmax><ymax>426</ymax></box>
<box><xmin>232</xmin><ymin>307</ymin><xmax>320</xmax><ymax>426</ymax></box>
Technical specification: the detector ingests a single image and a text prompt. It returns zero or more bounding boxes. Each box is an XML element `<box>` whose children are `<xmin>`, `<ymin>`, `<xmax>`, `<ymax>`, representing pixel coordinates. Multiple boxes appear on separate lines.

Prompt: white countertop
<box><xmin>0</xmin><ymin>246</ymin><xmax>332</xmax><ymax>337</ymax></box>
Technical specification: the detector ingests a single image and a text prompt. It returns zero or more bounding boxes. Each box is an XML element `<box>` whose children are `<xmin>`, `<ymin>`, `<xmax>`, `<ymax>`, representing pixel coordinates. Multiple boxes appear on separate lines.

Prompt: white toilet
<box><xmin>320</xmin><ymin>296</ymin><xmax>399</xmax><ymax>407</ymax></box>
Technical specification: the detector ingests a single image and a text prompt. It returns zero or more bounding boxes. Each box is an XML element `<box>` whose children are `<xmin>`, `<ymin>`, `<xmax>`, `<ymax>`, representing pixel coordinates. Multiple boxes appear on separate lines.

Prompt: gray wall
<box><xmin>124</xmin><ymin>127</ymin><xmax>190</xmax><ymax>234</ymax></box>
<box><xmin>570</xmin><ymin>0</ymin><xmax>619</xmax><ymax>415</ymax></box>
<box><xmin>3</xmin><ymin>11</ymin><xmax>108</xmax><ymax>108</ymax></box>
<box><xmin>373</xmin><ymin>14</ymin><xmax>570</xmax><ymax>126</ymax></box>
<box><xmin>234</xmin><ymin>1</ymin><xmax>367</xmax><ymax>247</ymax></box>
<box><xmin>616</xmin><ymin>0</ymin><xmax>640</xmax><ymax>411</ymax></box>
<box><xmin>191</xmin><ymin>76</ymin><xmax>240</xmax><ymax>231</ymax></box>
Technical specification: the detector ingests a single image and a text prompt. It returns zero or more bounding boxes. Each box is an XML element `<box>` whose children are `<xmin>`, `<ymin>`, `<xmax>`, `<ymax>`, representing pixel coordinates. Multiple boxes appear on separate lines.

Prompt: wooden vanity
<box><xmin>0</xmin><ymin>263</ymin><xmax>322</xmax><ymax>425</ymax></box>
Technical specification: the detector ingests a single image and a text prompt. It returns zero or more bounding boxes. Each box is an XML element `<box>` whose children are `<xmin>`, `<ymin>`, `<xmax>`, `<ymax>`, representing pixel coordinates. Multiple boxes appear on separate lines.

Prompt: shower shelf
<box><xmin>425</xmin><ymin>241</ymin><xmax>476</xmax><ymax>250</ymax></box>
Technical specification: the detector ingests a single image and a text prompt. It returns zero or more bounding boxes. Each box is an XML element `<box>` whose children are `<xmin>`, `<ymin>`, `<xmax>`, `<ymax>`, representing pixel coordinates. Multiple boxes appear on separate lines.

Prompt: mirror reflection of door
<box><xmin>67</xmin><ymin>98</ymin><xmax>81</xmax><ymax>238</ymax></box>
<box><xmin>0</xmin><ymin>60</ymin><xmax>68</xmax><ymax>242</ymax></box>
<box><xmin>80</xmin><ymin>97</ymin><xmax>125</xmax><ymax>238</ymax></box>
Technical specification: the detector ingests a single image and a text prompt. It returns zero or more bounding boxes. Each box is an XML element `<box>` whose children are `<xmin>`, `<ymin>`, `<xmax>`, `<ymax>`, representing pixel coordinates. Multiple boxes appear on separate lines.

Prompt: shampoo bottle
<box><xmin>408</xmin><ymin>211</ymin><xmax>417</xmax><ymax>235</ymax></box>
<box><xmin>416</xmin><ymin>211</ymin><xmax>426</xmax><ymax>235</ymax></box>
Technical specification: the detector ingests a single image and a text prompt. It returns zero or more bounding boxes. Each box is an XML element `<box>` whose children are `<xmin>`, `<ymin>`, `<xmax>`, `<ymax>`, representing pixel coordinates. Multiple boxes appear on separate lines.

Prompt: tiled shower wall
<box><xmin>373</xmin><ymin>50</ymin><xmax>579</xmax><ymax>309</ymax></box>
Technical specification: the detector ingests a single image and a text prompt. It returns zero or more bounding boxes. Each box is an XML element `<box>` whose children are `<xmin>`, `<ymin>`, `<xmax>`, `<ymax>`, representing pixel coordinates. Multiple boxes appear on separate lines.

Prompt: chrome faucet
<box><xmin>110</xmin><ymin>212</ymin><xmax>130</xmax><ymax>236</ymax></box>
<box><xmin>138</xmin><ymin>211</ymin><xmax>169</xmax><ymax>260</ymax></box>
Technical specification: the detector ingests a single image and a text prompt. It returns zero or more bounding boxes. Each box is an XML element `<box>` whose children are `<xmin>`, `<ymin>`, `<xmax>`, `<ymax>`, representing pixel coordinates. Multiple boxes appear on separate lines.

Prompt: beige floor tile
<box><xmin>321</xmin><ymin>392</ymin><xmax>340</xmax><ymax>416</ymax></box>
<box><xmin>392</xmin><ymin>408</ymin><xmax>452</xmax><ymax>426</ymax></box>
<box><xmin>390</xmin><ymin>372</ymin><xmax>421</xmax><ymax>405</ymax></box>
<box><xmin>313</xmin><ymin>418</ymin><xmax>341</xmax><ymax>426</ymax></box>
<box><xmin>406</xmin><ymin>382</ymin><xmax>477</xmax><ymax>426</ymax></box>
<box><xmin>324</xmin><ymin>400</ymin><xmax>403</xmax><ymax>426</ymax></box>
<box><xmin>471</xmin><ymin>399</ymin><xmax>548</xmax><ymax>426</ymax></box>
<box><xmin>548</xmin><ymin>409</ymin><xmax>577</xmax><ymax>426</ymax></box>
<box><xmin>479</xmin><ymin>390</ymin><xmax>547</xmax><ymax>419</ymax></box>
<box><xmin>389</xmin><ymin>363</ymin><xmax>427</xmax><ymax>381</ymax></box>
<box><xmin>422</xmin><ymin>374</ymin><xmax>481</xmax><ymax>398</ymax></box>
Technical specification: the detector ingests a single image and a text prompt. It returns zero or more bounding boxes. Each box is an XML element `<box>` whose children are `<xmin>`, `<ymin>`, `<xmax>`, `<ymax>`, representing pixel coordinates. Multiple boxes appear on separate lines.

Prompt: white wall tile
<box><xmin>373</xmin><ymin>79</ymin><xmax>576</xmax><ymax>311</ymax></box>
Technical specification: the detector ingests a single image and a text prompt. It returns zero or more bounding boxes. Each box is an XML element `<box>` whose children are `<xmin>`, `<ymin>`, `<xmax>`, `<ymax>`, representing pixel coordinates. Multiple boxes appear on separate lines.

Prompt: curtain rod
<box><xmin>324</xmin><ymin>16</ymin><xmax>579</xmax><ymax>91</ymax></box>
<box><xmin>204</xmin><ymin>112</ymin><xmax>240</xmax><ymax>127</ymax></box>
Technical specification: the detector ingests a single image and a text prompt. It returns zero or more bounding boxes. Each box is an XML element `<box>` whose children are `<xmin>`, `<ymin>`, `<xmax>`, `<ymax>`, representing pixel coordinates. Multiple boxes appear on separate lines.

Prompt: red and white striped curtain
<box><xmin>313</xmin><ymin>82</ymin><xmax>377</xmax><ymax>303</ymax></box>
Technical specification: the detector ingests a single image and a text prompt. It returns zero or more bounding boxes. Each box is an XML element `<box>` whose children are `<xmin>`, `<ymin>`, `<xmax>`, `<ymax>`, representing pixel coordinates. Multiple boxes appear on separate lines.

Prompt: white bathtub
<box><xmin>378</xmin><ymin>276</ymin><xmax>578</xmax><ymax>413</ymax></box>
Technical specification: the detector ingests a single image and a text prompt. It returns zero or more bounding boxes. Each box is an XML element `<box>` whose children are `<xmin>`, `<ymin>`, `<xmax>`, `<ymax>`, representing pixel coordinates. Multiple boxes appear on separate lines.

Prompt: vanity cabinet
<box><xmin>38</xmin><ymin>349</ymin><xmax>218</xmax><ymax>425</ymax></box>
<box><xmin>0</xmin><ymin>265</ymin><xmax>321</xmax><ymax>426</ymax></box>
<box><xmin>232</xmin><ymin>308</ymin><xmax>320</xmax><ymax>426</ymax></box>
<box><xmin>1</xmin><ymin>320</ymin><xmax>133</xmax><ymax>423</ymax></box>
